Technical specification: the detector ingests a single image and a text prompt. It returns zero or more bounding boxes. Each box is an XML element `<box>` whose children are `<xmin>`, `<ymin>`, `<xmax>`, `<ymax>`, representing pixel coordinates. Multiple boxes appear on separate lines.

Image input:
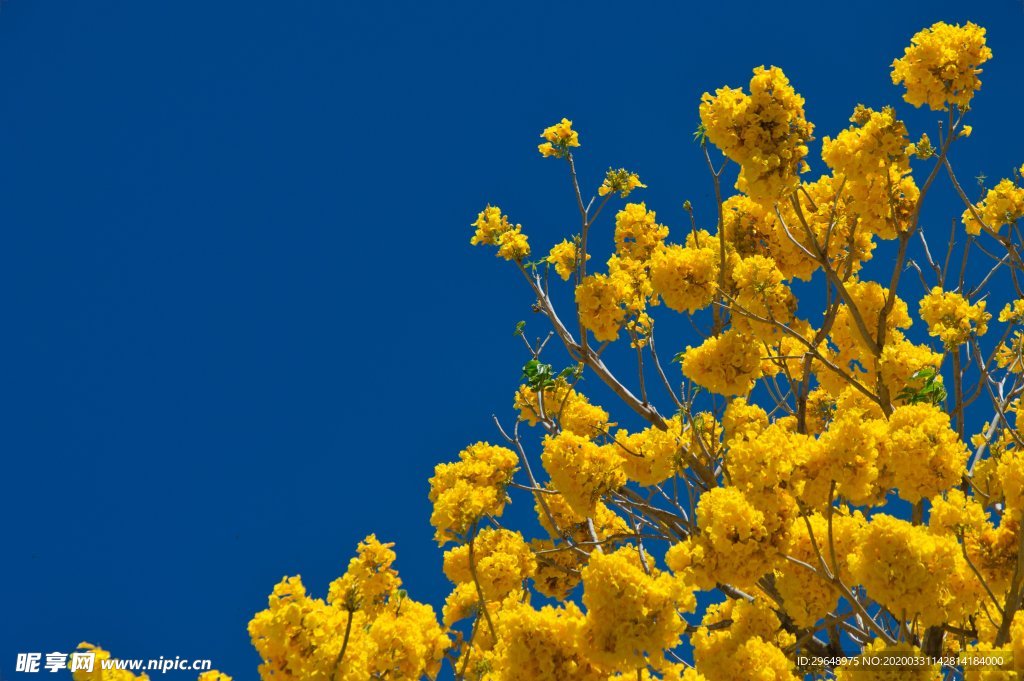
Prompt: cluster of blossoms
<box><xmin>699</xmin><ymin>66</ymin><xmax>814</xmax><ymax>201</ymax></box>
<box><xmin>919</xmin><ymin>287</ymin><xmax>990</xmax><ymax>348</ymax></box>
<box><xmin>79</xmin><ymin>20</ymin><xmax>1024</xmax><ymax>681</ymax></box>
<box><xmin>891</xmin><ymin>21</ymin><xmax>992</xmax><ymax>110</ymax></box>
<box><xmin>471</xmin><ymin>205</ymin><xmax>530</xmax><ymax>262</ymax></box>
<box><xmin>428</xmin><ymin>441</ymin><xmax>519</xmax><ymax>543</ymax></box>
<box><xmin>247</xmin><ymin>536</ymin><xmax>448</xmax><ymax>680</ymax></box>
<box><xmin>821</xmin><ymin>105</ymin><xmax>919</xmax><ymax>239</ymax></box>
<box><xmin>962</xmin><ymin>172</ymin><xmax>1024</xmax><ymax>236</ymax></box>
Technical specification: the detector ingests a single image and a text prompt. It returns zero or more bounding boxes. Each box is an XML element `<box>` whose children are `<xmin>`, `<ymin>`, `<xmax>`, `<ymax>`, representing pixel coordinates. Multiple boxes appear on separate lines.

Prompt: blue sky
<box><xmin>2</xmin><ymin>1</ymin><xmax>1023</xmax><ymax>678</ymax></box>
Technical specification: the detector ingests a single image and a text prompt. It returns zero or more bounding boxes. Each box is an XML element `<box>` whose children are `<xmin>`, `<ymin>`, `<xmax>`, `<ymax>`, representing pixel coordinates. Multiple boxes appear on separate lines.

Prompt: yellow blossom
<box><xmin>546</xmin><ymin>238</ymin><xmax>587</xmax><ymax>280</ymax></box>
<box><xmin>892</xmin><ymin>21</ymin><xmax>992</xmax><ymax>110</ymax></box>
<box><xmin>538</xmin><ymin>117</ymin><xmax>580</xmax><ymax>158</ymax></box>
<box><xmin>599</xmin><ymin>167</ymin><xmax>646</xmax><ymax>197</ymax></box>
<box><xmin>429</xmin><ymin>442</ymin><xmax>519</xmax><ymax>544</ymax></box>
<box><xmin>919</xmin><ymin>287</ymin><xmax>990</xmax><ymax>348</ymax></box>
<box><xmin>541</xmin><ymin>431</ymin><xmax>625</xmax><ymax>518</ymax></box>
<box><xmin>580</xmin><ymin>546</ymin><xmax>693</xmax><ymax>673</ymax></box>
<box><xmin>700</xmin><ymin>66</ymin><xmax>814</xmax><ymax>201</ymax></box>
<box><xmin>680</xmin><ymin>329</ymin><xmax>763</xmax><ymax>396</ymax></box>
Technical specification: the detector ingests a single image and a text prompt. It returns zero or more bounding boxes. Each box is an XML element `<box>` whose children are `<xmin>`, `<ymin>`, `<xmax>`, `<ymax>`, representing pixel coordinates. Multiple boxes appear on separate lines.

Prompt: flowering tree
<box><xmin>75</xmin><ymin>21</ymin><xmax>1024</xmax><ymax>681</ymax></box>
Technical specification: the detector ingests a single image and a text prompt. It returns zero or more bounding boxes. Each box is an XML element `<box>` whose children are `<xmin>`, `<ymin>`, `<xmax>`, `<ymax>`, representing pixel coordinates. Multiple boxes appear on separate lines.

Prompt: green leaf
<box><xmin>513</xmin><ymin>321</ymin><xmax>526</xmax><ymax>336</ymax></box>
<box><xmin>896</xmin><ymin>367</ymin><xmax>946</xmax><ymax>406</ymax></box>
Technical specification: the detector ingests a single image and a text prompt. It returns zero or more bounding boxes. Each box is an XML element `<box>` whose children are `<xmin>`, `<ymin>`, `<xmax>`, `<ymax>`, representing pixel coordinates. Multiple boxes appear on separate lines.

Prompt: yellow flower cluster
<box><xmin>530</xmin><ymin>493</ymin><xmax>629</xmax><ymax>599</ymax></box>
<box><xmin>722</xmin><ymin>396</ymin><xmax>768</xmax><ymax>445</ymax></box>
<box><xmin>614</xmin><ymin>202</ymin><xmax>668</xmax><ymax>262</ymax></box>
<box><xmin>248</xmin><ymin>543</ymin><xmax>449</xmax><ymax>681</ymax></box>
<box><xmin>886</xmin><ymin>403</ymin><xmax>968</xmax><ymax>503</ymax></box>
<box><xmin>891</xmin><ymin>21</ymin><xmax>992</xmax><ymax>110</ymax></box>
<box><xmin>491</xmin><ymin>601</ymin><xmax>604</xmax><ymax>681</ymax></box>
<box><xmin>775</xmin><ymin>510</ymin><xmax>865</xmax><ymax>627</ymax></box>
<box><xmin>579</xmin><ymin>546</ymin><xmax>694</xmax><ymax>672</ymax></box>
<box><xmin>428</xmin><ymin>441</ymin><xmax>519</xmax><ymax>543</ymax></box>
<box><xmin>546</xmin><ymin>238</ymin><xmax>587</xmax><ymax>280</ymax></box>
<box><xmin>599</xmin><ymin>167</ymin><xmax>646</xmax><ymax>197</ymax></box>
<box><xmin>575</xmin><ymin>270</ymin><xmax>631</xmax><ymax>342</ymax></box>
<box><xmin>610</xmin><ymin>414</ymin><xmax>686</xmax><ymax>486</ymax></box>
<box><xmin>996</xmin><ymin>332</ymin><xmax>1024</xmax><ymax>373</ymax></box>
<box><xmin>931</xmin><ymin>489</ymin><xmax>1018</xmax><ymax>596</ymax></box>
<box><xmin>538</xmin><ymin>117</ymin><xmax>580</xmax><ymax>158</ymax></box>
<box><xmin>470</xmin><ymin>205</ymin><xmax>530</xmax><ymax>261</ymax></box>
<box><xmin>572</xmin><ymin>204</ymin><xmax>667</xmax><ymax>345</ymax></box>
<box><xmin>667</xmin><ymin>486</ymin><xmax>779</xmax><ymax>590</ymax></box>
<box><xmin>513</xmin><ymin>380</ymin><xmax>610</xmax><ymax>437</ymax></box>
<box><xmin>848</xmin><ymin>514</ymin><xmax>981</xmax><ymax>627</ymax></box>
<box><xmin>999</xmin><ymin>298</ymin><xmax>1024</xmax><ymax>325</ymax></box>
<box><xmin>680</xmin><ymin>329</ymin><xmax>763</xmax><ymax>396</ymax></box>
<box><xmin>919</xmin><ymin>286</ymin><xmax>990</xmax><ymax>348</ymax></box>
<box><xmin>443</xmin><ymin>528</ymin><xmax>536</xmax><ymax>600</ymax></box>
<box><xmin>879</xmin><ymin>337</ymin><xmax>943</xmax><ymax>404</ymax></box>
<box><xmin>541</xmin><ymin>430</ymin><xmax>625</xmax><ymax>517</ymax></box>
<box><xmin>730</xmin><ymin>254</ymin><xmax>795</xmax><ymax>340</ymax></box>
<box><xmin>821</xmin><ymin>106</ymin><xmax>918</xmax><ymax>239</ymax></box>
<box><xmin>813</xmin><ymin>404</ymin><xmax>890</xmax><ymax>505</ymax></box>
<box><xmin>727</xmin><ymin>419</ymin><xmax>815</xmax><ymax>515</ymax></box>
<box><xmin>827</xmin><ymin>280</ymin><xmax>912</xmax><ymax>384</ymax></box>
<box><xmin>998</xmin><ymin>447</ymin><xmax>1024</xmax><ymax>518</ymax></box>
<box><xmin>962</xmin><ymin>177</ymin><xmax>1024</xmax><ymax>236</ymax></box>
<box><xmin>689</xmin><ymin>598</ymin><xmax>798</xmax><ymax>681</ymax></box>
<box><xmin>699</xmin><ymin>66</ymin><xmax>813</xmax><ymax>201</ymax></box>
<box><xmin>649</xmin><ymin>241</ymin><xmax>719</xmax><ymax>313</ymax></box>
<box><xmin>326</xmin><ymin>534</ymin><xmax>400</xmax><ymax>615</ymax></box>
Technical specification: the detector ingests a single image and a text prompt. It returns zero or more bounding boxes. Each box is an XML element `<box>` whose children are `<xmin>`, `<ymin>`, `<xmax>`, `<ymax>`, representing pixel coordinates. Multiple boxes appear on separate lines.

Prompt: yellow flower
<box><xmin>471</xmin><ymin>204</ymin><xmax>512</xmax><ymax>246</ymax></box>
<box><xmin>442</xmin><ymin>528</ymin><xmax>536</xmax><ymax>601</ymax></box>
<box><xmin>848</xmin><ymin>514</ymin><xmax>982</xmax><ymax>627</ymax></box>
<box><xmin>680</xmin><ymin>329</ymin><xmax>763</xmax><ymax>396</ymax></box>
<box><xmin>491</xmin><ymin>601</ymin><xmax>605</xmax><ymax>681</ymax></box>
<box><xmin>513</xmin><ymin>380</ymin><xmax>610</xmax><ymax>437</ymax></box>
<box><xmin>599</xmin><ymin>168</ymin><xmax>646</xmax><ymax>197</ymax></box>
<box><xmin>886</xmin><ymin>402</ymin><xmax>968</xmax><ymax>503</ymax></box>
<box><xmin>919</xmin><ymin>286</ymin><xmax>990</xmax><ymax>348</ymax></box>
<box><xmin>821</xmin><ymin>106</ymin><xmax>918</xmax><ymax>239</ymax></box>
<box><xmin>699</xmin><ymin>66</ymin><xmax>814</xmax><ymax>201</ymax></box>
<box><xmin>610</xmin><ymin>414</ymin><xmax>686</xmax><ymax>486</ymax></box>
<box><xmin>538</xmin><ymin>117</ymin><xmax>580</xmax><ymax>158</ymax></box>
<box><xmin>613</xmin><ymin>202</ymin><xmax>668</xmax><ymax>261</ymax></box>
<box><xmin>575</xmin><ymin>271</ymin><xmax>631</xmax><ymax>342</ymax></box>
<box><xmin>962</xmin><ymin>178</ymin><xmax>1024</xmax><ymax>236</ymax></box>
<box><xmin>249</xmin><ymin>544</ymin><xmax>448</xmax><ymax>681</ymax></box>
<box><xmin>649</xmin><ymin>242</ymin><xmax>719</xmax><ymax>313</ymax></box>
<box><xmin>541</xmin><ymin>430</ymin><xmax>625</xmax><ymax>518</ymax></box>
<box><xmin>667</xmin><ymin>486</ymin><xmax>780</xmax><ymax>590</ymax></box>
<box><xmin>892</xmin><ymin>21</ymin><xmax>992</xmax><ymax>110</ymax></box>
<box><xmin>580</xmin><ymin>546</ymin><xmax>693</xmax><ymax>672</ymax></box>
<box><xmin>471</xmin><ymin>205</ymin><xmax>530</xmax><ymax>261</ymax></box>
<box><xmin>689</xmin><ymin>598</ymin><xmax>798</xmax><ymax>681</ymax></box>
<box><xmin>545</xmin><ymin>239</ymin><xmax>587</xmax><ymax>280</ymax></box>
<box><xmin>496</xmin><ymin>227</ymin><xmax>530</xmax><ymax>261</ymax></box>
<box><xmin>327</xmin><ymin>534</ymin><xmax>401</xmax><ymax>615</ymax></box>
<box><xmin>428</xmin><ymin>442</ymin><xmax>519</xmax><ymax>544</ymax></box>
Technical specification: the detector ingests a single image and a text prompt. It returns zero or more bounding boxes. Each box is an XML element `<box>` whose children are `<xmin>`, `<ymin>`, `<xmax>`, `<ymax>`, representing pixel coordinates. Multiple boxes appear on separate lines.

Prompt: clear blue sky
<box><xmin>2</xmin><ymin>1</ymin><xmax>1023</xmax><ymax>679</ymax></box>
